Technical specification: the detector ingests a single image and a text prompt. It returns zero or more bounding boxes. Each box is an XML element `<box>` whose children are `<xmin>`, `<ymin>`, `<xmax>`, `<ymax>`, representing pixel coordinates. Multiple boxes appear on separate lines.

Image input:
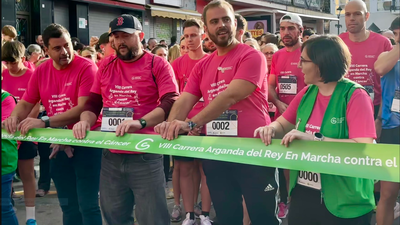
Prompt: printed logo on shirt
<box><xmin>217</xmin><ymin>66</ymin><xmax>232</xmax><ymax>73</ymax></box>
<box><xmin>291</xmin><ymin>62</ymin><xmax>298</xmax><ymax>66</ymax></box>
<box><xmin>65</xmin><ymin>82</ymin><xmax>72</xmax><ymax>86</ymax></box>
<box><xmin>365</xmin><ymin>55</ymin><xmax>375</xmax><ymax>59</ymax></box>
<box><xmin>331</xmin><ymin>117</ymin><xmax>345</xmax><ymax>125</ymax></box>
<box><xmin>131</xmin><ymin>76</ymin><xmax>142</xmax><ymax>80</ymax></box>
<box><xmin>17</xmin><ymin>88</ymin><xmax>26</xmax><ymax>92</ymax></box>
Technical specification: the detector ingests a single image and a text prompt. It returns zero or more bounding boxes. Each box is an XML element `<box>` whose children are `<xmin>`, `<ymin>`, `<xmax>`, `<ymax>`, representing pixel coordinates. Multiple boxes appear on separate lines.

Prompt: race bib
<box><xmin>297</xmin><ymin>171</ymin><xmax>321</xmax><ymax>190</ymax></box>
<box><xmin>278</xmin><ymin>75</ymin><xmax>297</xmax><ymax>95</ymax></box>
<box><xmin>364</xmin><ymin>85</ymin><xmax>374</xmax><ymax>102</ymax></box>
<box><xmin>391</xmin><ymin>90</ymin><xmax>400</xmax><ymax>113</ymax></box>
<box><xmin>101</xmin><ymin>108</ymin><xmax>134</xmax><ymax>132</ymax></box>
<box><xmin>206</xmin><ymin>110</ymin><xmax>238</xmax><ymax>136</ymax></box>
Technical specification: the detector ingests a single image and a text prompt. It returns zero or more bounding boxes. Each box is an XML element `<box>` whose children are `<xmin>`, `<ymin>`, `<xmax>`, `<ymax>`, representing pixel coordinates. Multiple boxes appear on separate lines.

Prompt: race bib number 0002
<box><xmin>206</xmin><ymin>110</ymin><xmax>238</xmax><ymax>136</ymax></box>
<box><xmin>297</xmin><ymin>171</ymin><xmax>321</xmax><ymax>190</ymax></box>
<box><xmin>101</xmin><ymin>108</ymin><xmax>134</xmax><ymax>132</ymax></box>
<box><xmin>278</xmin><ymin>75</ymin><xmax>297</xmax><ymax>95</ymax></box>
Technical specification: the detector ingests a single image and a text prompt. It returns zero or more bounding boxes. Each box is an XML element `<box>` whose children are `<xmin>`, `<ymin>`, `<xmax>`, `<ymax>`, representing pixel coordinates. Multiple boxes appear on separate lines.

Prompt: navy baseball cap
<box><xmin>389</xmin><ymin>17</ymin><xmax>400</xmax><ymax>31</ymax></box>
<box><xmin>109</xmin><ymin>14</ymin><xmax>142</xmax><ymax>35</ymax></box>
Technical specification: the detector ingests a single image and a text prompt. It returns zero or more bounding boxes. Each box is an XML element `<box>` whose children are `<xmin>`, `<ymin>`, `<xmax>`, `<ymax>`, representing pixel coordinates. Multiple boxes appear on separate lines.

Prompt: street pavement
<box><xmin>12</xmin><ymin>157</ymin><xmax>399</xmax><ymax>225</ymax></box>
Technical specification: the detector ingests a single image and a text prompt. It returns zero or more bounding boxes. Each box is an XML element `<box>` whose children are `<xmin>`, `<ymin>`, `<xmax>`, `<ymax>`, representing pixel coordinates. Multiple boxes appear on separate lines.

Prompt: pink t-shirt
<box><xmin>270</xmin><ymin>47</ymin><xmax>306</xmax><ymax>118</ymax></box>
<box><xmin>23</xmin><ymin>55</ymin><xmax>97</xmax><ymax>128</ymax></box>
<box><xmin>339</xmin><ymin>32</ymin><xmax>393</xmax><ymax>106</ymax></box>
<box><xmin>172</xmin><ymin>53</ymin><xmax>209</xmax><ymax>119</ymax></box>
<box><xmin>2</xmin><ymin>95</ymin><xmax>16</xmax><ymax>122</ymax></box>
<box><xmin>184</xmin><ymin>44</ymin><xmax>271</xmax><ymax>138</ymax></box>
<box><xmin>2</xmin><ymin>68</ymin><xmax>34</xmax><ymax>101</ymax></box>
<box><xmin>282</xmin><ymin>87</ymin><xmax>376</xmax><ymax>139</ymax></box>
<box><xmin>23</xmin><ymin>61</ymin><xmax>35</xmax><ymax>71</ymax></box>
<box><xmin>91</xmin><ymin>53</ymin><xmax>179</xmax><ymax>154</ymax></box>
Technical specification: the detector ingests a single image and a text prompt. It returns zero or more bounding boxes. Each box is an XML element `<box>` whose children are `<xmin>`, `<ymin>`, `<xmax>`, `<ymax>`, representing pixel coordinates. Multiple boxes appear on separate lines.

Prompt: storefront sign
<box><xmin>247</xmin><ymin>20</ymin><xmax>268</xmax><ymax>38</ymax></box>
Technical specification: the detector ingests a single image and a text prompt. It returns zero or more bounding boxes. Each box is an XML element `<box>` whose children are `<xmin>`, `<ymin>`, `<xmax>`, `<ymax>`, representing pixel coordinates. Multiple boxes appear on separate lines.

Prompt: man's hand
<box><xmin>2</xmin><ymin>116</ymin><xmax>19</xmax><ymax>134</ymax></box>
<box><xmin>154</xmin><ymin>120</ymin><xmax>189</xmax><ymax>140</ymax></box>
<box><xmin>18</xmin><ymin>118</ymin><xmax>45</xmax><ymax>136</ymax></box>
<box><xmin>281</xmin><ymin>129</ymin><xmax>313</xmax><ymax>147</ymax></box>
<box><xmin>90</xmin><ymin>36</ymin><xmax>99</xmax><ymax>47</ymax></box>
<box><xmin>276</xmin><ymin>101</ymin><xmax>289</xmax><ymax>115</ymax></box>
<box><xmin>49</xmin><ymin>144</ymin><xmax>74</xmax><ymax>159</ymax></box>
<box><xmin>72</xmin><ymin>121</ymin><xmax>91</xmax><ymax>139</ymax></box>
<box><xmin>115</xmin><ymin>120</ymin><xmax>142</xmax><ymax>137</ymax></box>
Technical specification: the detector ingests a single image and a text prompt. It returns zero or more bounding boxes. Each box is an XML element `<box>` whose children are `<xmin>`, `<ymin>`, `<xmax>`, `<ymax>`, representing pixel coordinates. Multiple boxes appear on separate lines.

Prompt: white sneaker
<box><xmin>199</xmin><ymin>215</ymin><xmax>213</xmax><ymax>225</ymax></box>
<box><xmin>182</xmin><ymin>213</ymin><xmax>196</xmax><ymax>225</ymax></box>
<box><xmin>394</xmin><ymin>202</ymin><xmax>400</xmax><ymax>220</ymax></box>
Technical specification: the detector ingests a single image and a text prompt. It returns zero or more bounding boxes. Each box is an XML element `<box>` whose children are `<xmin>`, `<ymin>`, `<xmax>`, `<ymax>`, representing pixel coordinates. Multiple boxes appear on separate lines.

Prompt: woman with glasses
<box><xmin>255</xmin><ymin>35</ymin><xmax>376</xmax><ymax>225</ymax></box>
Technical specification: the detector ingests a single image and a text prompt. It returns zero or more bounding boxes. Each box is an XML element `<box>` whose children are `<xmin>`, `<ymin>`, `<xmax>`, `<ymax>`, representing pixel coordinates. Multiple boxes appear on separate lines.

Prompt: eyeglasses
<box><xmin>263</xmin><ymin>52</ymin><xmax>275</xmax><ymax>56</ymax></box>
<box><xmin>299</xmin><ymin>57</ymin><xmax>313</xmax><ymax>64</ymax></box>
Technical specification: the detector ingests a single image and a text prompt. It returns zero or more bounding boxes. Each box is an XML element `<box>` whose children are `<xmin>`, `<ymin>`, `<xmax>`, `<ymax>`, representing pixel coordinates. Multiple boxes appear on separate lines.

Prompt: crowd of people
<box><xmin>1</xmin><ymin>0</ymin><xmax>399</xmax><ymax>225</ymax></box>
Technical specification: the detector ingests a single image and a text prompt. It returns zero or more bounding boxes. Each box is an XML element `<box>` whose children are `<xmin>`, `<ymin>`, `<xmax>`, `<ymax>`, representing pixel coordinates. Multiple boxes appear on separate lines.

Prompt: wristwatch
<box><xmin>41</xmin><ymin>116</ymin><xmax>50</xmax><ymax>128</ymax></box>
<box><xmin>314</xmin><ymin>132</ymin><xmax>324</xmax><ymax>141</ymax></box>
<box><xmin>139</xmin><ymin>118</ymin><xmax>147</xmax><ymax>129</ymax></box>
<box><xmin>188</xmin><ymin>121</ymin><xmax>197</xmax><ymax>131</ymax></box>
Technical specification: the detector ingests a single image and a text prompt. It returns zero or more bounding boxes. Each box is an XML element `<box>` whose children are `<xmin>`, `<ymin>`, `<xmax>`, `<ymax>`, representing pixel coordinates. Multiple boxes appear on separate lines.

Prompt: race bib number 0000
<box><xmin>101</xmin><ymin>108</ymin><xmax>134</xmax><ymax>132</ymax></box>
<box><xmin>297</xmin><ymin>171</ymin><xmax>321</xmax><ymax>190</ymax></box>
<box><xmin>206</xmin><ymin>110</ymin><xmax>238</xmax><ymax>136</ymax></box>
<box><xmin>278</xmin><ymin>75</ymin><xmax>297</xmax><ymax>95</ymax></box>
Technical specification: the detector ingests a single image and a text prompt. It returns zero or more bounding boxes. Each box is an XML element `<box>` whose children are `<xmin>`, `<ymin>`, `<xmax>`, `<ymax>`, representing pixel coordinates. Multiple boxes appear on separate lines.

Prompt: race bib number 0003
<box><xmin>206</xmin><ymin>110</ymin><xmax>238</xmax><ymax>136</ymax></box>
<box><xmin>278</xmin><ymin>75</ymin><xmax>297</xmax><ymax>95</ymax></box>
<box><xmin>101</xmin><ymin>108</ymin><xmax>134</xmax><ymax>132</ymax></box>
<box><xmin>297</xmin><ymin>171</ymin><xmax>321</xmax><ymax>190</ymax></box>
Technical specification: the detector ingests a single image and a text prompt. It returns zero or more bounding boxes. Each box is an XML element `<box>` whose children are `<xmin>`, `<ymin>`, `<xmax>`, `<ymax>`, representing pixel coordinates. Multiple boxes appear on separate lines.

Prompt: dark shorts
<box><xmin>374</xmin><ymin>104</ymin><xmax>380</xmax><ymax>119</ymax></box>
<box><xmin>381</xmin><ymin>126</ymin><xmax>400</xmax><ymax>144</ymax></box>
<box><xmin>18</xmin><ymin>141</ymin><xmax>38</xmax><ymax>160</ymax></box>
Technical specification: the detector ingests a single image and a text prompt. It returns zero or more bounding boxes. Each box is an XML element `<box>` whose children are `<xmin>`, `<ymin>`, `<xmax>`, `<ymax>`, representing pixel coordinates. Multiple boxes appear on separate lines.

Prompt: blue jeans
<box><xmin>100</xmin><ymin>150</ymin><xmax>170</xmax><ymax>225</ymax></box>
<box><xmin>2</xmin><ymin>172</ymin><xmax>18</xmax><ymax>225</ymax></box>
<box><xmin>51</xmin><ymin>146</ymin><xmax>102</xmax><ymax>225</ymax></box>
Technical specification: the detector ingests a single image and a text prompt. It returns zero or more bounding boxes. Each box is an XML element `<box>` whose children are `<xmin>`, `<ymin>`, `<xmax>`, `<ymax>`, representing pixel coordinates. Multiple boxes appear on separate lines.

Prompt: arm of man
<box><xmin>190</xmin><ymin>79</ymin><xmax>256</xmax><ymax>127</ymax></box>
<box><xmin>11</xmin><ymin>100</ymin><xmax>36</xmax><ymax>121</ymax></box>
<box><xmin>27</xmin><ymin>103</ymin><xmax>40</xmax><ymax>118</ymax></box>
<box><xmin>374</xmin><ymin>42</ymin><xmax>399</xmax><ymax>77</ymax></box>
<box><xmin>168</xmin><ymin>92</ymin><xmax>202</xmax><ymax>122</ymax></box>
<box><xmin>268</xmin><ymin>74</ymin><xmax>279</xmax><ymax>105</ymax></box>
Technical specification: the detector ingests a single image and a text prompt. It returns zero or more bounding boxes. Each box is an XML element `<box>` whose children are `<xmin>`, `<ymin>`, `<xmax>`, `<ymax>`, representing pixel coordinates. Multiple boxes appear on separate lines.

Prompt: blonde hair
<box><xmin>262</xmin><ymin>43</ymin><xmax>279</xmax><ymax>52</ymax></box>
<box><xmin>168</xmin><ymin>44</ymin><xmax>181</xmax><ymax>64</ymax></box>
<box><xmin>244</xmin><ymin>38</ymin><xmax>260</xmax><ymax>51</ymax></box>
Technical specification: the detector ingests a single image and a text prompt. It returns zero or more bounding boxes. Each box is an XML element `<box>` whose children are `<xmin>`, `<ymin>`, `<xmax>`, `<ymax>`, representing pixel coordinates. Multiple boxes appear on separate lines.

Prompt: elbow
<box><xmin>374</xmin><ymin>67</ymin><xmax>385</xmax><ymax>77</ymax></box>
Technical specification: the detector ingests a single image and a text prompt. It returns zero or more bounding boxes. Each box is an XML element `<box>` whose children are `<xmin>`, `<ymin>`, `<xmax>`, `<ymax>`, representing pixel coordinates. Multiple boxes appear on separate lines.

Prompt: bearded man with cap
<box><xmin>72</xmin><ymin>14</ymin><xmax>178</xmax><ymax>225</ymax></box>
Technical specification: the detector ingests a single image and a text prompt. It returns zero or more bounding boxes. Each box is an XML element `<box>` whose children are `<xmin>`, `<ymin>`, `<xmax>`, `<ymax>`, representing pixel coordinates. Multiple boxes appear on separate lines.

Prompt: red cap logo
<box><xmin>117</xmin><ymin>17</ymin><xmax>124</xmax><ymax>26</ymax></box>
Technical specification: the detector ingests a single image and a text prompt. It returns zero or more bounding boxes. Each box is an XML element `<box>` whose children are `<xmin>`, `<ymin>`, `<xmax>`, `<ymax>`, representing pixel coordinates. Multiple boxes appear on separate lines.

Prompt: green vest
<box><xmin>1</xmin><ymin>90</ymin><xmax>18</xmax><ymax>176</ymax></box>
<box><xmin>289</xmin><ymin>78</ymin><xmax>375</xmax><ymax>218</ymax></box>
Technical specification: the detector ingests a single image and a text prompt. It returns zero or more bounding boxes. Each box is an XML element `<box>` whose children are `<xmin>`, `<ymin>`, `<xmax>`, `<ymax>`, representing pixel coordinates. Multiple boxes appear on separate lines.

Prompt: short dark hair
<box><xmin>151</xmin><ymin>44</ymin><xmax>168</xmax><ymax>54</ymax></box>
<box><xmin>148</xmin><ymin>38</ymin><xmax>157</xmax><ymax>44</ymax></box>
<box><xmin>301</xmin><ymin>35</ymin><xmax>351</xmax><ymax>83</ymax></box>
<box><xmin>74</xmin><ymin>42</ymin><xmax>84</xmax><ymax>52</ymax></box>
<box><xmin>262</xmin><ymin>34</ymin><xmax>279</xmax><ymax>45</ymax></box>
<box><xmin>235</xmin><ymin>14</ymin><xmax>247</xmax><ymax>31</ymax></box>
<box><xmin>170</xmin><ymin>36</ymin><xmax>177</xmax><ymax>44</ymax></box>
<box><xmin>303</xmin><ymin>29</ymin><xmax>315</xmax><ymax>37</ymax></box>
<box><xmin>202</xmin><ymin>0</ymin><xmax>234</xmax><ymax>26</ymax></box>
<box><xmin>42</xmin><ymin>23</ymin><xmax>70</xmax><ymax>47</ymax></box>
<box><xmin>1</xmin><ymin>41</ymin><xmax>25</xmax><ymax>62</ymax></box>
<box><xmin>243</xmin><ymin>31</ymin><xmax>252</xmax><ymax>39</ymax></box>
<box><xmin>183</xmin><ymin>18</ymin><xmax>204</xmax><ymax>33</ymax></box>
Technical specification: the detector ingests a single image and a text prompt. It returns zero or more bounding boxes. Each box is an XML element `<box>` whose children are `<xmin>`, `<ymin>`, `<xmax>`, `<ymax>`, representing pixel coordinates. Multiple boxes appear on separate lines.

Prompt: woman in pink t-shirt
<box><xmin>255</xmin><ymin>36</ymin><xmax>376</xmax><ymax>224</ymax></box>
<box><xmin>25</xmin><ymin>44</ymin><xmax>43</xmax><ymax>70</ymax></box>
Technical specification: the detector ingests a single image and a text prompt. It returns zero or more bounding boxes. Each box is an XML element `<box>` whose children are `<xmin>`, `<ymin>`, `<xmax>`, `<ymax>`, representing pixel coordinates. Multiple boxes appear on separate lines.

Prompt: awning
<box><xmin>147</xmin><ymin>4</ymin><xmax>201</xmax><ymax>20</ymax></box>
<box><xmin>80</xmin><ymin>0</ymin><xmax>145</xmax><ymax>11</ymax></box>
<box><xmin>276</xmin><ymin>9</ymin><xmax>339</xmax><ymax>21</ymax></box>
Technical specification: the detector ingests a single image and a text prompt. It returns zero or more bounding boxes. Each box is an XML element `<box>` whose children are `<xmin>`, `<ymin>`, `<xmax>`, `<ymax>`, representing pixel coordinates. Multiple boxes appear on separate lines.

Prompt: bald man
<box><xmin>339</xmin><ymin>0</ymin><xmax>392</xmax><ymax>116</ymax></box>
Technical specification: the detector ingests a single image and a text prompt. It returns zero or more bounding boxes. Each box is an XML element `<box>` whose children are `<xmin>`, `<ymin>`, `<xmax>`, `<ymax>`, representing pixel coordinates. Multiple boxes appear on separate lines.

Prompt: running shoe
<box><xmin>182</xmin><ymin>213</ymin><xmax>196</xmax><ymax>225</ymax></box>
<box><xmin>278</xmin><ymin>202</ymin><xmax>288</xmax><ymax>218</ymax></box>
<box><xmin>171</xmin><ymin>205</ymin><xmax>182</xmax><ymax>222</ymax></box>
<box><xmin>199</xmin><ymin>215</ymin><xmax>213</xmax><ymax>225</ymax></box>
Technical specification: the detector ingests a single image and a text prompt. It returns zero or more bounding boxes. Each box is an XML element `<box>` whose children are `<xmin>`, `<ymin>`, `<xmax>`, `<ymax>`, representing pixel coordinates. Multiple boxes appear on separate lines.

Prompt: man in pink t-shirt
<box><xmin>2</xmin><ymin>24</ymin><xmax>102</xmax><ymax>225</ymax></box>
<box><xmin>339</xmin><ymin>0</ymin><xmax>392</xmax><ymax>117</ymax></box>
<box><xmin>171</xmin><ymin>18</ymin><xmax>212</xmax><ymax>224</ymax></box>
<box><xmin>269</xmin><ymin>13</ymin><xmax>306</xmax><ymax>120</ymax></box>
<box><xmin>155</xmin><ymin>1</ymin><xmax>278</xmax><ymax>224</ymax></box>
<box><xmin>72</xmin><ymin>14</ymin><xmax>179</xmax><ymax>225</ymax></box>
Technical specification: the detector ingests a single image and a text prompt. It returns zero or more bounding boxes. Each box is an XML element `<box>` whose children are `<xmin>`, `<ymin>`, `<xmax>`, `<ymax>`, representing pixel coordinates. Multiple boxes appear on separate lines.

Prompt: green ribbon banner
<box><xmin>2</xmin><ymin>128</ymin><xmax>399</xmax><ymax>182</ymax></box>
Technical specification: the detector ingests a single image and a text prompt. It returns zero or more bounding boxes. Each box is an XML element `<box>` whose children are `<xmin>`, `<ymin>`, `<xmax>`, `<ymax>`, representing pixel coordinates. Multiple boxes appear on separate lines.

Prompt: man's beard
<box><xmin>283</xmin><ymin>36</ymin><xmax>300</xmax><ymax>47</ymax></box>
<box><xmin>208</xmin><ymin>28</ymin><xmax>234</xmax><ymax>48</ymax></box>
<box><xmin>116</xmin><ymin>45</ymin><xmax>139</xmax><ymax>60</ymax></box>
